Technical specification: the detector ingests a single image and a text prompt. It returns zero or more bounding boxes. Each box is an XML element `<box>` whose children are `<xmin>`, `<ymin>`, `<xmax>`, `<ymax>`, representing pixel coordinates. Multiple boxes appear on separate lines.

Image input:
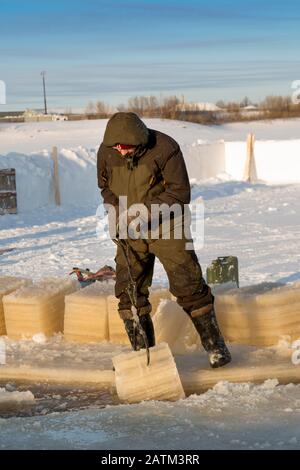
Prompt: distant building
<box><xmin>177</xmin><ymin>102</ymin><xmax>222</xmax><ymax>112</ymax></box>
<box><xmin>243</xmin><ymin>105</ymin><xmax>258</xmax><ymax>111</ymax></box>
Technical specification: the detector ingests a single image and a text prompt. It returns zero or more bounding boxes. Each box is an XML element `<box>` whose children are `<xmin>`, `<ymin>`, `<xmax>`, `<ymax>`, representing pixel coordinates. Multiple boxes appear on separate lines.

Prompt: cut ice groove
<box><xmin>0</xmin><ymin>382</ymin><xmax>118</xmax><ymax>418</ymax></box>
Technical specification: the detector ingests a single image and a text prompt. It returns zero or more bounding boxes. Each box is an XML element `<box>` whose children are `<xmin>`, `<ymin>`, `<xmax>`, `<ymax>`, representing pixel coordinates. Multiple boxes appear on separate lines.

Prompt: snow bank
<box><xmin>183</xmin><ymin>140</ymin><xmax>226</xmax><ymax>180</ymax></box>
<box><xmin>1</xmin><ymin>119</ymin><xmax>300</xmax><ymax>213</ymax></box>
<box><xmin>0</xmin><ymin>147</ymin><xmax>99</xmax><ymax>211</ymax></box>
<box><xmin>190</xmin><ymin>139</ymin><xmax>300</xmax><ymax>184</ymax></box>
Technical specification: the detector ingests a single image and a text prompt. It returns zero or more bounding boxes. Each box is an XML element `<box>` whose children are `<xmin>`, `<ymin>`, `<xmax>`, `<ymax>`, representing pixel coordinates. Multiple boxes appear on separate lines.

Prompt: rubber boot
<box><xmin>191</xmin><ymin>307</ymin><xmax>231</xmax><ymax>368</ymax></box>
<box><xmin>123</xmin><ymin>313</ymin><xmax>155</xmax><ymax>351</ymax></box>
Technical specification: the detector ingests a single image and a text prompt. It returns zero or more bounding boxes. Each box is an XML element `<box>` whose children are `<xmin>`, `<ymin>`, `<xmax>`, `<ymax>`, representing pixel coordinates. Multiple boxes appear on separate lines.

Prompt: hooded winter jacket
<box><xmin>97</xmin><ymin>113</ymin><xmax>190</xmax><ymax>214</ymax></box>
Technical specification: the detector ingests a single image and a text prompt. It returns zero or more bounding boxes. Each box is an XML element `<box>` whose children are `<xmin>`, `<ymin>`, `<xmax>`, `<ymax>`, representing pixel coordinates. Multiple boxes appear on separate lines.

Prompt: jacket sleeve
<box><xmin>97</xmin><ymin>144</ymin><xmax>119</xmax><ymax>208</ymax></box>
<box><xmin>144</xmin><ymin>144</ymin><xmax>191</xmax><ymax>210</ymax></box>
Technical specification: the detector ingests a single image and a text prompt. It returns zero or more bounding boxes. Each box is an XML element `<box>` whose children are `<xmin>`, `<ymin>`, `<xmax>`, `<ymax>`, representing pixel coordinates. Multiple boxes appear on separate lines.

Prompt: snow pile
<box><xmin>187</xmin><ymin>378</ymin><xmax>281</xmax><ymax>410</ymax></box>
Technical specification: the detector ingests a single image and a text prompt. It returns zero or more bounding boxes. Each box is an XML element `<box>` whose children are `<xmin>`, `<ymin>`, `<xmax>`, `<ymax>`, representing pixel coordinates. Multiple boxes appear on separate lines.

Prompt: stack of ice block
<box><xmin>113</xmin><ymin>342</ymin><xmax>186</xmax><ymax>403</ymax></box>
<box><xmin>64</xmin><ymin>282</ymin><xmax>111</xmax><ymax>343</ymax></box>
<box><xmin>0</xmin><ymin>276</ymin><xmax>32</xmax><ymax>336</ymax></box>
<box><xmin>65</xmin><ymin>282</ymin><xmax>176</xmax><ymax>345</ymax></box>
<box><xmin>3</xmin><ymin>277</ymin><xmax>78</xmax><ymax>339</ymax></box>
<box><xmin>215</xmin><ymin>281</ymin><xmax>300</xmax><ymax>346</ymax></box>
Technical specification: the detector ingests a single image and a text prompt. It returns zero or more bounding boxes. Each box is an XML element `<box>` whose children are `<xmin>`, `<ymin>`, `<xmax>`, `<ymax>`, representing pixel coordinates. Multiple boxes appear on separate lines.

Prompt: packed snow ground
<box><xmin>1</xmin><ymin>181</ymin><xmax>299</xmax><ymax>286</ymax></box>
<box><xmin>1</xmin><ymin>119</ymin><xmax>300</xmax><ymax>449</ymax></box>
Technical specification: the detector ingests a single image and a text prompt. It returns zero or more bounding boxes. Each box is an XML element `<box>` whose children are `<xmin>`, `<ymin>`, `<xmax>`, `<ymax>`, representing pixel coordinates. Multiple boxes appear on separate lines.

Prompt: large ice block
<box><xmin>0</xmin><ymin>276</ymin><xmax>32</xmax><ymax>336</ymax></box>
<box><xmin>215</xmin><ymin>281</ymin><xmax>300</xmax><ymax>346</ymax></box>
<box><xmin>149</xmin><ymin>287</ymin><xmax>173</xmax><ymax>316</ymax></box>
<box><xmin>113</xmin><ymin>342</ymin><xmax>186</xmax><ymax>403</ymax></box>
<box><xmin>64</xmin><ymin>282</ymin><xmax>111</xmax><ymax>343</ymax></box>
<box><xmin>152</xmin><ymin>299</ymin><xmax>200</xmax><ymax>354</ymax></box>
<box><xmin>3</xmin><ymin>277</ymin><xmax>78</xmax><ymax>339</ymax></box>
<box><xmin>107</xmin><ymin>294</ymin><xmax>130</xmax><ymax>345</ymax></box>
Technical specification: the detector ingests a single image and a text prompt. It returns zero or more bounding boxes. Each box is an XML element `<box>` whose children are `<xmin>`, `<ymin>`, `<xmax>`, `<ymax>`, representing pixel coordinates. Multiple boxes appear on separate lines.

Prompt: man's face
<box><xmin>113</xmin><ymin>144</ymin><xmax>136</xmax><ymax>157</ymax></box>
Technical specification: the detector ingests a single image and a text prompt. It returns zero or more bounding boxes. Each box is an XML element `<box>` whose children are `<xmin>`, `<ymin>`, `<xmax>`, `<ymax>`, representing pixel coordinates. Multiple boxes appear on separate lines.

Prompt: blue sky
<box><xmin>1</xmin><ymin>0</ymin><xmax>300</xmax><ymax>111</ymax></box>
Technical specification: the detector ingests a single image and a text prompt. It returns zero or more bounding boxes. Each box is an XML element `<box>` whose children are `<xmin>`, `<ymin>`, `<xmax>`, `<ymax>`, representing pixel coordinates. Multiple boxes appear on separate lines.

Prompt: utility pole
<box><xmin>41</xmin><ymin>71</ymin><xmax>47</xmax><ymax>114</ymax></box>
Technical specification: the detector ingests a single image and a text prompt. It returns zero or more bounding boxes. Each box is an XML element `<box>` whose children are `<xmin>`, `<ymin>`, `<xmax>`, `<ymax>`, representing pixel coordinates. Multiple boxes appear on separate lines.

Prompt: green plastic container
<box><xmin>206</xmin><ymin>256</ymin><xmax>239</xmax><ymax>287</ymax></box>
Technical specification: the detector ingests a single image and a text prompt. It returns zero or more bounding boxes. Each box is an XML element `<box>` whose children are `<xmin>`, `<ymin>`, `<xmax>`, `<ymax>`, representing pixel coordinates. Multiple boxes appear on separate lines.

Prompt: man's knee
<box><xmin>175</xmin><ymin>283</ymin><xmax>214</xmax><ymax>314</ymax></box>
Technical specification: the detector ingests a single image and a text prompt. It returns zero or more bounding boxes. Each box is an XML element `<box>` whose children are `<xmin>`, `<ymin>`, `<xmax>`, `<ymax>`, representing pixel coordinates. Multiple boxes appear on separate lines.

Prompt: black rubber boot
<box><xmin>123</xmin><ymin>313</ymin><xmax>155</xmax><ymax>351</ymax></box>
<box><xmin>191</xmin><ymin>308</ymin><xmax>231</xmax><ymax>368</ymax></box>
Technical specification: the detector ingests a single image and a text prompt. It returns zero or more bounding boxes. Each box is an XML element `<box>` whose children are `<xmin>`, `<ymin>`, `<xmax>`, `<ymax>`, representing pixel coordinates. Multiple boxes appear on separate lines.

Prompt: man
<box><xmin>97</xmin><ymin>112</ymin><xmax>231</xmax><ymax>368</ymax></box>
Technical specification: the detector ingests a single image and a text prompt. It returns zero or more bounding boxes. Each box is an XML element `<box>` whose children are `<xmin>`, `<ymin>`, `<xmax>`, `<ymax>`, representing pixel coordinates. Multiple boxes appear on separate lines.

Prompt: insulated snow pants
<box><xmin>115</xmin><ymin>236</ymin><xmax>213</xmax><ymax>318</ymax></box>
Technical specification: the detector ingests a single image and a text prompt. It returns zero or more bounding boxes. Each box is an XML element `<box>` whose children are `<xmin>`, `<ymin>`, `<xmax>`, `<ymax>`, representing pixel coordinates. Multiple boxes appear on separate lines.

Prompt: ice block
<box><xmin>64</xmin><ymin>282</ymin><xmax>111</xmax><ymax>343</ymax></box>
<box><xmin>152</xmin><ymin>299</ymin><xmax>200</xmax><ymax>354</ymax></box>
<box><xmin>3</xmin><ymin>277</ymin><xmax>78</xmax><ymax>339</ymax></box>
<box><xmin>149</xmin><ymin>287</ymin><xmax>172</xmax><ymax>316</ymax></box>
<box><xmin>113</xmin><ymin>342</ymin><xmax>186</xmax><ymax>403</ymax></box>
<box><xmin>0</xmin><ymin>276</ymin><xmax>32</xmax><ymax>336</ymax></box>
<box><xmin>215</xmin><ymin>281</ymin><xmax>300</xmax><ymax>346</ymax></box>
<box><xmin>107</xmin><ymin>294</ymin><xmax>130</xmax><ymax>345</ymax></box>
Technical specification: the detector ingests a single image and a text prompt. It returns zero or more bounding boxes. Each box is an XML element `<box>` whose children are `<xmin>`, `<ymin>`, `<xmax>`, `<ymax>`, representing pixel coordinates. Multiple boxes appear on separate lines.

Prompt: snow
<box><xmin>1</xmin><ymin>118</ymin><xmax>300</xmax><ymax>214</ymax></box>
<box><xmin>1</xmin><ymin>118</ymin><xmax>300</xmax><ymax>156</ymax></box>
<box><xmin>1</xmin><ymin>118</ymin><xmax>300</xmax><ymax>448</ymax></box>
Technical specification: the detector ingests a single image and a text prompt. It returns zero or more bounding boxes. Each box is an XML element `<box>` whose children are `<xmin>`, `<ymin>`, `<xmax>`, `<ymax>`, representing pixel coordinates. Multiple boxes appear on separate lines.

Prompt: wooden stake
<box><xmin>244</xmin><ymin>133</ymin><xmax>256</xmax><ymax>182</ymax></box>
<box><xmin>52</xmin><ymin>146</ymin><xmax>61</xmax><ymax>206</ymax></box>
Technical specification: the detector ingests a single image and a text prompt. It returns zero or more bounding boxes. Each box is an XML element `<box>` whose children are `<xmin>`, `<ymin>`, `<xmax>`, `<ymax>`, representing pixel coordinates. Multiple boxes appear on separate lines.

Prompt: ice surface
<box><xmin>3</xmin><ymin>378</ymin><xmax>300</xmax><ymax>449</ymax></box>
<box><xmin>113</xmin><ymin>342</ymin><xmax>185</xmax><ymax>403</ymax></box>
<box><xmin>0</xmin><ymin>276</ymin><xmax>32</xmax><ymax>335</ymax></box>
<box><xmin>3</xmin><ymin>278</ymin><xmax>78</xmax><ymax>339</ymax></box>
<box><xmin>64</xmin><ymin>282</ymin><xmax>112</xmax><ymax>343</ymax></box>
<box><xmin>152</xmin><ymin>299</ymin><xmax>200</xmax><ymax>354</ymax></box>
<box><xmin>215</xmin><ymin>281</ymin><xmax>300</xmax><ymax>346</ymax></box>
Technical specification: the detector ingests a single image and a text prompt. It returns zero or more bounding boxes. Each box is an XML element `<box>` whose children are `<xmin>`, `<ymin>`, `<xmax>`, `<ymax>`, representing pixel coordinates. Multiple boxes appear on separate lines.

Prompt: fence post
<box><xmin>244</xmin><ymin>133</ymin><xmax>257</xmax><ymax>182</ymax></box>
<box><xmin>52</xmin><ymin>146</ymin><xmax>61</xmax><ymax>206</ymax></box>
